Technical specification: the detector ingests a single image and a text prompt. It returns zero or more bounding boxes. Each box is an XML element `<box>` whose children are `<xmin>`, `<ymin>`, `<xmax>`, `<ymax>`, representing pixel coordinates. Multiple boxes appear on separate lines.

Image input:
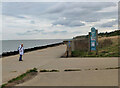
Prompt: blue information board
<box><xmin>90</xmin><ymin>27</ymin><xmax>96</xmax><ymax>51</ymax></box>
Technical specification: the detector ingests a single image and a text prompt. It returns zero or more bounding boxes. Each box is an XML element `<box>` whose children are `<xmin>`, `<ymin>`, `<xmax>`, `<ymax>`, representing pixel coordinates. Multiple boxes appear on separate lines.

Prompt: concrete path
<box><xmin>2</xmin><ymin>45</ymin><xmax>66</xmax><ymax>84</ymax></box>
<box><xmin>18</xmin><ymin>69</ymin><xmax>118</xmax><ymax>86</ymax></box>
<box><xmin>2</xmin><ymin>45</ymin><xmax>118</xmax><ymax>86</ymax></box>
<box><xmin>17</xmin><ymin>57</ymin><xmax>118</xmax><ymax>86</ymax></box>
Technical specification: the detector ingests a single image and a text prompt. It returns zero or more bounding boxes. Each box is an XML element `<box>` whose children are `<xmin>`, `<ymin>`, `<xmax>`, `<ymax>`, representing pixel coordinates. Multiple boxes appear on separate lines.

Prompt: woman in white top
<box><xmin>18</xmin><ymin>44</ymin><xmax>24</xmax><ymax>61</ymax></box>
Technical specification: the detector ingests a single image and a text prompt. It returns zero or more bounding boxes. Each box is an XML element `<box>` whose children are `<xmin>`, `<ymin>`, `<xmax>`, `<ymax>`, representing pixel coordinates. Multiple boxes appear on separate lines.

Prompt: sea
<box><xmin>0</xmin><ymin>39</ymin><xmax>65</xmax><ymax>54</ymax></box>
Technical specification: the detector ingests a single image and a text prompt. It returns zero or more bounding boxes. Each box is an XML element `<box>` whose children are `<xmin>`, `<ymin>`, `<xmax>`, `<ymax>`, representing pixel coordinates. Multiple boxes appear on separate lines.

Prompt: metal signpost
<box><xmin>66</xmin><ymin>41</ymin><xmax>72</xmax><ymax>57</ymax></box>
<box><xmin>68</xmin><ymin>41</ymin><xmax>71</xmax><ymax>48</ymax></box>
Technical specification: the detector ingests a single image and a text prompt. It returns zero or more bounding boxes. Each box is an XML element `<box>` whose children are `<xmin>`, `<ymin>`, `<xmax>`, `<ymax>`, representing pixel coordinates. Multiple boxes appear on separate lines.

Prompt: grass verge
<box><xmin>1</xmin><ymin>68</ymin><xmax>38</xmax><ymax>88</ymax></box>
<box><xmin>85</xmin><ymin>66</ymin><xmax>120</xmax><ymax>71</ymax></box>
<box><xmin>105</xmin><ymin>67</ymin><xmax>120</xmax><ymax>70</ymax></box>
<box><xmin>64</xmin><ymin>69</ymin><xmax>81</xmax><ymax>72</ymax></box>
<box><xmin>40</xmin><ymin>69</ymin><xmax>59</xmax><ymax>72</ymax></box>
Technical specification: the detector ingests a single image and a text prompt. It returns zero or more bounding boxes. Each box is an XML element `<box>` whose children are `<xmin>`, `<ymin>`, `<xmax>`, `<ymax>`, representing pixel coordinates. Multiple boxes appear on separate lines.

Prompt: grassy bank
<box><xmin>72</xmin><ymin>36</ymin><xmax>119</xmax><ymax>57</ymax></box>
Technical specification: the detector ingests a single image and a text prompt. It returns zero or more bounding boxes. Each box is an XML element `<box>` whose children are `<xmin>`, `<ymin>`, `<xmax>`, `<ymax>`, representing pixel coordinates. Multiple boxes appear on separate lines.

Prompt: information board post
<box><xmin>90</xmin><ymin>27</ymin><xmax>96</xmax><ymax>51</ymax></box>
<box><xmin>96</xmin><ymin>30</ymin><xmax>98</xmax><ymax>55</ymax></box>
<box><xmin>90</xmin><ymin>27</ymin><xmax>98</xmax><ymax>54</ymax></box>
<box><xmin>88</xmin><ymin>32</ymin><xmax>91</xmax><ymax>52</ymax></box>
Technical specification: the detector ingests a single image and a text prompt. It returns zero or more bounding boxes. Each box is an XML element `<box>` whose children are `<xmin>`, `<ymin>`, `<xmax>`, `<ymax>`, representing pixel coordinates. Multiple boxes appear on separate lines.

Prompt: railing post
<box><xmin>96</xmin><ymin>30</ymin><xmax>98</xmax><ymax>55</ymax></box>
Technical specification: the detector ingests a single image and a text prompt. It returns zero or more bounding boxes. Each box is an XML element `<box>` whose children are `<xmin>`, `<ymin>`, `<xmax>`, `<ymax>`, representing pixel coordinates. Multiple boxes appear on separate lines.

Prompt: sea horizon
<box><xmin>1</xmin><ymin>39</ymin><xmax>67</xmax><ymax>54</ymax></box>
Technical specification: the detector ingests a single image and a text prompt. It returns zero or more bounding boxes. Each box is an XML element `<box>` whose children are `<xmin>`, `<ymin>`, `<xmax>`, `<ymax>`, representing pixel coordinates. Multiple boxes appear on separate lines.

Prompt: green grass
<box><xmin>105</xmin><ymin>67</ymin><xmax>120</xmax><ymax>70</ymax></box>
<box><xmin>8</xmin><ymin>68</ymin><xmax>37</xmax><ymax>83</ymax></box>
<box><xmin>1</xmin><ymin>68</ymin><xmax>38</xmax><ymax>88</ymax></box>
<box><xmin>98</xmin><ymin>43</ymin><xmax>119</xmax><ymax>57</ymax></box>
<box><xmin>1</xmin><ymin>83</ymin><xmax>7</xmax><ymax>88</ymax></box>
<box><xmin>84</xmin><ymin>67</ymin><xmax>120</xmax><ymax>71</ymax></box>
<box><xmin>64</xmin><ymin>69</ymin><xmax>81</xmax><ymax>72</ymax></box>
<box><xmin>40</xmin><ymin>69</ymin><xmax>59</xmax><ymax>72</ymax></box>
<box><xmin>50</xmin><ymin>70</ymin><xmax>59</xmax><ymax>72</ymax></box>
<box><xmin>72</xmin><ymin>50</ymin><xmax>98</xmax><ymax>57</ymax></box>
<box><xmin>72</xmin><ymin>36</ymin><xmax>119</xmax><ymax>57</ymax></box>
<box><xmin>8</xmin><ymin>73</ymin><xmax>27</xmax><ymax>83</ymax></box>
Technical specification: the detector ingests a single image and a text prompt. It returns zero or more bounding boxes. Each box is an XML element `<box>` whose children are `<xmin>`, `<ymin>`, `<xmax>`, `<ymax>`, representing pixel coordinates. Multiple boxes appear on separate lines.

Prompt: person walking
<box><xmin>18</xmin><ymin>44</ymin><xmax>24</xmax><ymax>61</ymax></box>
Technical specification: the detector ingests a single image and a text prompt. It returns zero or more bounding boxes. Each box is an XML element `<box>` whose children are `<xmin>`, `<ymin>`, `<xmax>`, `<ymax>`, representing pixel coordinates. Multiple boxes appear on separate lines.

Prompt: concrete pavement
<box><xmin>2</xmin><ymin>45</ymin><xmax>66</xmax><ymax>84</ymax></box>
<box><xmin>2</xmin><ymin>45</ymin><xmax>118</xmax><ymax>86</ymax></box>
<box><xmin>17</xmin><ymin>57</ymin><xmax>118</xmax><ymax>86</ymax></box>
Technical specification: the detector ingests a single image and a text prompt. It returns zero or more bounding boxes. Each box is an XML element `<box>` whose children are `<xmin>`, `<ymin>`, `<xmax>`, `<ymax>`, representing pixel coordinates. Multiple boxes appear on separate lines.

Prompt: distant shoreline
<box><xmin>1</xmin><ymin>42</ymin><xmax>64</xmax><ymax>58</ymax></box>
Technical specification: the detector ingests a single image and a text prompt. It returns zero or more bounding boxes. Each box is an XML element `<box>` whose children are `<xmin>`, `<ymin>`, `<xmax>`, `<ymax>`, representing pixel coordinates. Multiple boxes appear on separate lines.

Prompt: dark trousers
<box><xmin>19</xmin><ymin>55</ymin><xmax>22</xmax><ymax>61</ymax></box>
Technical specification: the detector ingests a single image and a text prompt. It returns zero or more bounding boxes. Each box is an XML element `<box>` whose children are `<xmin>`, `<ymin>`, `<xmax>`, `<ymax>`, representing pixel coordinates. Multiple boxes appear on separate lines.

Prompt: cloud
<box><xmin>2</xmin><ymin>2</ymin><xmax>118</xmax><ymax>39</ymax></box>
<box><xmin>15</xmin><ymin>15</ymin><xmax>27</xmax><ymax>19</ymax></box>
<box><xmin>2</xmin><ymin>2</ymin><xmax>55</xmax><ymax>17</ymax></box>
<box><xmin>30</xmin><ymin>20</ymin><xmax>35</xmax><ymax>24</ymax></box>
<box><xmin>3</xmin><ymin>2</ymin><xmax>117</xmax><ymax>23</ymax></box>
<box><xmin>69</xmin><ymin>21</ymin><xmax>85</xmax><ymax>27</ymax></box>
<box><xmin>17</xmin><ymin>29</ymin><xmax>68</xmax><ymax>35</ymax></box>
<box><xmin>51</xmin><ymin>30</ymin><xmax>67</xmax><ymax>34</ymax></box>
<box><xmin>99</xmin><ymin>20</ymin><xmax>117</xmax><ymax>28</ymax></box>
<box><xmin>46</xmin><ymin>2</ymin><xmax>116</xmax><ymax>14</ymax></box>
<box><xmin>52</xmin><ymin>18</ymin><xmax>85</xmax><ymax>27</ymax></box>
<box><xmin>43</xmin><ymin>2</ymin><xmax>117</xmax><ymax>28</ymax></box>
<box><xmin>17</xmin><ymin>29</ymin><xmax>44</xmax><ymax>35</ymax></box>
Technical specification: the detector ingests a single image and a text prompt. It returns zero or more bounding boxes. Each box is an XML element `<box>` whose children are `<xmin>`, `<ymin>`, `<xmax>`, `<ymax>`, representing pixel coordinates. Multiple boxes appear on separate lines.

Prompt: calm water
<box><xmin>1</xmin><ymin>39</ymin><xmax>64</xmax><ymax>54</ymax></box>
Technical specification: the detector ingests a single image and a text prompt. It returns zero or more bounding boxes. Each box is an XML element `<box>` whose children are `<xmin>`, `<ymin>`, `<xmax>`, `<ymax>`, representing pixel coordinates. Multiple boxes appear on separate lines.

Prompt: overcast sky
<box><xmin>2</xmin><ymin>2</ymin><xmax>118</xmax><ymax>40</ymax></box>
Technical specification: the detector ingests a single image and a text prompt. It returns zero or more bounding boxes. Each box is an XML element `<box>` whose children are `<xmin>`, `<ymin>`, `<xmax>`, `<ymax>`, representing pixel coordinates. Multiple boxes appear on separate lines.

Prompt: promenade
<box><xmin>2</xmin><ymin>45</ymin><xmax>118</xmax><ymax>86</ymax></box>
<box><xmin>2</xmin><ymin>45</ymin><xmax>66</xmax><ymax>84</ymax></box>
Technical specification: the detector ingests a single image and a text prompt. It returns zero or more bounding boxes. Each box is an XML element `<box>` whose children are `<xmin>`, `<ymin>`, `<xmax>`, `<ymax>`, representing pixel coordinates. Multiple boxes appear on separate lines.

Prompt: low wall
<box><xmin>72</xmin><ymin>38</ymin><xmax>89</xmax><ymax>51</ymax></box>
<box><xmin>64</xmin><ymin>38</ymin><xmax>89</xmax><ymax>57</ymax></box>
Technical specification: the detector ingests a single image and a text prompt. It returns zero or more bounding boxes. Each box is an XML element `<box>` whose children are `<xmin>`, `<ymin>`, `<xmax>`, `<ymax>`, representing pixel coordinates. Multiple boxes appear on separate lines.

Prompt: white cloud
<box><xmin>2</xmin><ymin>2</ymin><xmax>118</xmax><ymax>40</ymax></box>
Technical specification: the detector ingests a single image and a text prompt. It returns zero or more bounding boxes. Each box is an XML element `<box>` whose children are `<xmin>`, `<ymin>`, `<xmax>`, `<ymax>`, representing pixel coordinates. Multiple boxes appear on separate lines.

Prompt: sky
<box><xmin>1</xmin><ymin>2</ymin><xmax>118</xmax><ymax>40</ymax></box>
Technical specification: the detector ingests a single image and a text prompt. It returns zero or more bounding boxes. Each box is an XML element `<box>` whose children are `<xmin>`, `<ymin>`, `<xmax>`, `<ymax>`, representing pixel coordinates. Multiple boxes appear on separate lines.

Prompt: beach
<box><xmin>2</xmin><ymin>44</ymin><xmax>118</xmax><ymax>86</ymax></box>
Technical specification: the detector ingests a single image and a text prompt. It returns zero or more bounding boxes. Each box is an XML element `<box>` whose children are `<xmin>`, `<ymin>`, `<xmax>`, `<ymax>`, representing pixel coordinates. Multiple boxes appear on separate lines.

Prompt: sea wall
<box><xmin>1</xmin><ymin>42</ymin><xmax>64</xmax><ymax>58</ymax></box>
